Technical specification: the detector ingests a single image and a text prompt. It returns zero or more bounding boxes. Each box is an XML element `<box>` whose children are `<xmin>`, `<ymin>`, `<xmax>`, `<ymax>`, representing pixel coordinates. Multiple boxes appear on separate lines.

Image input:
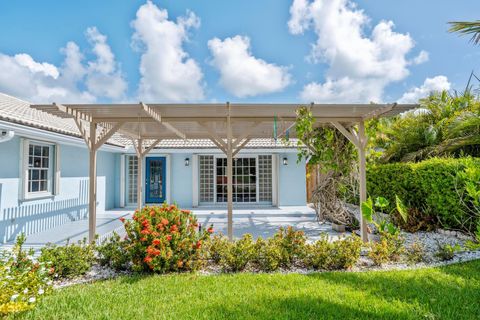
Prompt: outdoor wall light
<box><xmin>283</xmin><ymin>157</ymin><xmax>288</xmax><ymax>166</ymax></box>
<box><xmin>185</xmin><ymin>157</ymin><xmax>190</xmax><ymax>166</ymax></box>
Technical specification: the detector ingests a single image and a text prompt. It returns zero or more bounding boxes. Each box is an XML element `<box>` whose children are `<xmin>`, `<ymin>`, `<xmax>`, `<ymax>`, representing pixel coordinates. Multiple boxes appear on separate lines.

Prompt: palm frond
<box><xmin>448</xmin><ymin>21</ymin><xmax>480</xmax><ymax>45</ymax></box>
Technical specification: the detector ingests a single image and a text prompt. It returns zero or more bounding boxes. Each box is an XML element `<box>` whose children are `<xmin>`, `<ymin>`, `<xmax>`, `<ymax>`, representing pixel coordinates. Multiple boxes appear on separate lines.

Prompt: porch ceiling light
<box><xmin>283</xmin><ymin>157</ymin><xmax>288</xmax><ymax>166</ymax></box>
<box><xmin>185</xmin><ymin>157</ymin><xmax>190</xmax><ymax>166</ymax></box>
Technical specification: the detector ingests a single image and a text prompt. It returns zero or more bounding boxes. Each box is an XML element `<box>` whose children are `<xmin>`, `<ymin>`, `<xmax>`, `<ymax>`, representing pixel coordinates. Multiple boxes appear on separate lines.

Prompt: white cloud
<box><xmin>289</xmin><ymin>0</ymin><xmax>422</xmax><ymax>103</ymax></box>
<box><xmin>85</xmin><ymin>27</ymin><xmax>127</xmax><ymax>99</ymax></box>
<box><xmin>0</xmin><ymin>28</ymin><xmax>125</xmax><ymax>103</ymax></box>
<box><xmin>208</xmin><ymin>35</ymin><xmax>291</xmax><ymax>97</ymax></box>
<box><xmin>398</xmin><ymin>75</ymin><xmax>451</xmax><ymax>103</ymax></box>
<box><xmin>131</xmin><ymin>1</ymin><xmax>204</xmax><ymax>102</ymax></box>
<box><xmin>411</xmin><ymin>50</ymin><xmax>429</xmax><ymax>65</ymax></box>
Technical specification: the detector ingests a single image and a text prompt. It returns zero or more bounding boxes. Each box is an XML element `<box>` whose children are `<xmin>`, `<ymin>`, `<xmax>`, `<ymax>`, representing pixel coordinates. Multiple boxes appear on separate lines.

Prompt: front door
<box><xmin>145</xmin><ymin>157</ymin><xmax>166</xmax><ymax>203</ymax></box>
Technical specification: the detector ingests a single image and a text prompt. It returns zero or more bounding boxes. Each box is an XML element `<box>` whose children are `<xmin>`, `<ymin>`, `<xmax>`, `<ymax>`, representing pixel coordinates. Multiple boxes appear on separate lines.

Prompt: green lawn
<box><xmin>14</xmin><ymin>260</ymin><xmax>480</xmax><ymax>320</ymax></box>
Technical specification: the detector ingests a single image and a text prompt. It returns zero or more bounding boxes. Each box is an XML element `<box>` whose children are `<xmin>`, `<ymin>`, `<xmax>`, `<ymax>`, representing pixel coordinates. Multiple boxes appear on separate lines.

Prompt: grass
<box><xmin>13</xmin><ymin>260</ymin><xmax>480</xmax><ymax>320</ymax></box>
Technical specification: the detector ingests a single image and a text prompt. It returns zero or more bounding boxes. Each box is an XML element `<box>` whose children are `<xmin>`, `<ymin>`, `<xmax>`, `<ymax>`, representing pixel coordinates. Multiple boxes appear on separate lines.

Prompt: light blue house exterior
<box><xmin>0</xmin><ymin>93</ymin><xmax>307</xmax><ymax>243</ymax></box>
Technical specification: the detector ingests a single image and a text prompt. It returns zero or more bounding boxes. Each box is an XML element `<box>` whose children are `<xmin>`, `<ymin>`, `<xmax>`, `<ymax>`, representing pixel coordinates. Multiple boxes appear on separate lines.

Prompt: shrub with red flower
<box><xmin>122</xmin><ymin>203</ymin><xmax>212</xmax><ymax>273</ymax></box>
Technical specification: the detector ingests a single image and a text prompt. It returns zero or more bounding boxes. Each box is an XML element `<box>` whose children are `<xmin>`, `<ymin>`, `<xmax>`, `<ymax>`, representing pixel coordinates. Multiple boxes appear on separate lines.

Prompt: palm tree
<box><xmin>449</xmin><ymin>21</ymin><xmax>480</xmax><ymax>45</ymax></box>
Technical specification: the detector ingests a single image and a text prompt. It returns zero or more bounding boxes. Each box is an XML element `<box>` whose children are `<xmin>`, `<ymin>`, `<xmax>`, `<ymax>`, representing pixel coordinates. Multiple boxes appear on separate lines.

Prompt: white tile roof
<box><xmin>0</xmin><ymin>93</ymin><xmax>295</xmax><ymax>149</ymax></box>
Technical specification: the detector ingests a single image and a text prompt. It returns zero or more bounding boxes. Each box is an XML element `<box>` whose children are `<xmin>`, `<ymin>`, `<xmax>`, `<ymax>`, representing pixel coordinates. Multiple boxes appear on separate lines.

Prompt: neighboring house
<box><xmin>0</xmin><ymin>93</ymin><xmax>306</xmax><ymax>243</ymax></box>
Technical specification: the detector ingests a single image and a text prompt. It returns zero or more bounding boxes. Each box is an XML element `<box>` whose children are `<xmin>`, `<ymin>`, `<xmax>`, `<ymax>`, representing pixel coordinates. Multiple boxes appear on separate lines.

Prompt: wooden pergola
<box><xmin>32</xmin><ymin>102</ymin><xmax>416</xmax><ymax>242</ymax></box>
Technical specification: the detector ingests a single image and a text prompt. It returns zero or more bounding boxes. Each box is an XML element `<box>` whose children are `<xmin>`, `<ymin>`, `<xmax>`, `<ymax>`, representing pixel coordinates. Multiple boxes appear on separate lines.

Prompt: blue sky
<box><xmin>0</xmin><ymin>0</ymin><xmax>479</xmax><ymax>104</ymax></box>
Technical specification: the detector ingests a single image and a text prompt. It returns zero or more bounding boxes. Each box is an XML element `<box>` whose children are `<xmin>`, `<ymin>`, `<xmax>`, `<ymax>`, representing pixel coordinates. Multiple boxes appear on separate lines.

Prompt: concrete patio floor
<box><xmin>1</xmin><ymin>206</ymin><xmax>349</xmax><ymax>252</ymax></box>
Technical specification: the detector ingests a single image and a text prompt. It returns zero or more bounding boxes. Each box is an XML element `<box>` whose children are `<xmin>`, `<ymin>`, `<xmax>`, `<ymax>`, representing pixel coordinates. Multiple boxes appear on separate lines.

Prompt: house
<box><xmin>0</xmin><ymin>93</ymin><xmax>306</xmax><ymax>244</ymax></box>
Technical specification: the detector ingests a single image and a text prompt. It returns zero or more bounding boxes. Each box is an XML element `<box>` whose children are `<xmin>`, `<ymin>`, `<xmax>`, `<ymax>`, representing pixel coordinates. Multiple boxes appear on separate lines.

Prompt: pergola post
<box><xmin>226</xmin><ymin>102</ymin><xmax>233</xmax><ymax>240</ymax></box>
<box><xmin>331</xmin><ymin>120</ymin><xmax>368</xmax><ymax>242</ymax></box>
<box><xmin>357</xmin><ymin>121</ymin><xmax>368</xmax><ymax>242</ymax></box>
<box><xmin>131</xmin><ymin>138</ymin><xmax>161</xmax><ymax>212</ymax></box>
<box><xmin>88</xmin><ymin>123</ymin><xmax>97</xmax><ymax>243</ymax></box>
<box><xmin>136</xmin><ymin>138</ymin><xmax>144</xmax><ymax>211</ymax></box>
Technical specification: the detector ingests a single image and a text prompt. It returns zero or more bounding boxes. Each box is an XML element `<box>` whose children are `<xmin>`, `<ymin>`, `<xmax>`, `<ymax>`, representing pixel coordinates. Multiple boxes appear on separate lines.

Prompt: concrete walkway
<box><xmin>0</xmin><ymin>206</ymin><xmax>347</xmax><ymax>251</ymax></box>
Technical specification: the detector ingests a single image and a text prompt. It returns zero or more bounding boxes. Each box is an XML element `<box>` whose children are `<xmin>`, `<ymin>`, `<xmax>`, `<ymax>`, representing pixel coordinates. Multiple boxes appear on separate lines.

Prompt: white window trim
<box><xmin>20</xmin><ymin>138</ymin><xmax>59</xmax><ymax>200</ymax></box>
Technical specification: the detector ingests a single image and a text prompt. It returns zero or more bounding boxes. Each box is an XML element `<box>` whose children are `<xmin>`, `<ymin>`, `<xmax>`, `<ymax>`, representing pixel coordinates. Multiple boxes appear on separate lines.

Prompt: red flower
<box><xmin>141</xmin><ymin>229</ymin><xmax>150</xmax><ymax>235</ymax></box>
<box><xmin>152</xmin><ymin>249</ymin><xmax>161</xmax><ymax>256</ymax></box>
<box><xmin>166</xmin><ymin>235</ymin><xmax>172</xmax><ymax>241</ymax></box>
<box><xmin>140</xmin><ymin>237</ymin><xmax>147</xmax><ymax>242</ymax></box>
<box><xmin>196</xmin><ymin>240</ymin><xmax>202</xmax><ymax>249</ymax></box>
<box><xmin>170</xmin><ymin>225</ymin><xmax>178</xmax><ymax>232</ymax></box>
<box><xmin>152</xmin><ymin>238</ymin><xmax>161</xmax><ymax>246</ymax></box>
<box><xmin>207</xmin><ymin>227</ymin><xmax>214</xmax><ymax>234</ymax></box>
<box><xmin>119</xmin><ymin>217</ymin><xmax>125</xmax><ymax>223</ymax></box>
<box><xmin>161</xmin><ymin>218</ymin><xmax>169</xmax><ymax>226</ymax></box>
<box><xmin>142</xmin><ymin>220</ymin><xmax>150</xmax><ymax>227</ymax></box>
<box><xmin>144</xmin><ymin>256</ymin><xmax>153</xmax><ymax>263</ymax></box>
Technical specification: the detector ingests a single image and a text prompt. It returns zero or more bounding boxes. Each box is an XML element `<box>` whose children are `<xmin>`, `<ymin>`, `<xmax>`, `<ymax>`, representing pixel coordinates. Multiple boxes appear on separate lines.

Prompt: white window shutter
<box><xmin>54</xmin><ymin>144</ymin><xmax>61</xmax><ymax>195</ymax></box>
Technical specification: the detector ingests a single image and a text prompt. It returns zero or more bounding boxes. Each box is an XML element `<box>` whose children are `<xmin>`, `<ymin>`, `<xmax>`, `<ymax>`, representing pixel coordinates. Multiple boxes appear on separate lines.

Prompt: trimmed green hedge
<box><xmin>367</xmin><ymin>157</ymin><xmax>480</xmax><ymax>231</ymax></box>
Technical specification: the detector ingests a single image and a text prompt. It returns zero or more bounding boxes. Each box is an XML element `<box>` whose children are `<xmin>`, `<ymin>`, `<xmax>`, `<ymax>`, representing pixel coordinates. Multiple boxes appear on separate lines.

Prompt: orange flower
<box><xmin>152</xmin><ymin>249</ymin><xmax>161</xmax><ymax>256</ymax></box>
<box><xmin>144</xmin><ymin>256</ymin><xmax>153</xmax><ymax>263</ymax></box>
<box><xmin>150</xmin><ymin>210</ymin><xmax>156</xmax><ymax>217</ymax></box>
<box><xmin>196</xmin><ymin>240</ymin><xmax>202</xmax><ymax>249</ymax></box>
<box><xmin>140</xmin><ymin>237</ymin><xmax>147</xmax><ymax>242</ymax></box>
<box><xmin>166</xmin><ymin>235</ymin><xmax>172</xmax><ymax>241</ymax></box>
<box><xmin>141</xmin><ymin>229</ymin><xmax>150</xmax><ymax>235</ymax></box>
<box><xmin>161</xmin><ymin>218</ymin><xmax>169</xmax><ymax>226</ymax></box>
<box><xmin>170</xmin><ymin>225</ymin><xmax>178</xmax><ymax>232</ymax></box>
<box><xmin>142</xmin><ymin>220</ymin><xmax>150</xmax><ymax>227</ymax></box>
<box><xmin>207</xmin><ymin>227</ymin><xmax>214</xmax><ymax>234</ymax></box>
<box><xmin>177</xmin><ymin>260</ymin><xmax>184</xmax><ymax>268</ymax></box>
<box><xmin>181</xmin><ymin>209</ymin><xmax>190</xmax><ymax>214</ymax></box>
<box><xmin>119</xmin><ymin>217</ymin><xmax>125</xmax><ymax>223</ymax></box>
<box><xmin>152</xmin><ymin>238</ymin><xmax>161</xmax><ymax>246</ymax></box>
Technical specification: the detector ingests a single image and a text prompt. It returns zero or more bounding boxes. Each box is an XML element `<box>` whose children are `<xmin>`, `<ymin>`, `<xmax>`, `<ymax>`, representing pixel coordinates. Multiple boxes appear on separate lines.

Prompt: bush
<box><xmin>435</xmin><ymin>242</ymin><xmax>461</xmax><ymax>261</ymax></box>
<box><xmin>254</xmin><ymin>238</ymin><xmax>283</xmax><ymax>272</ymax></box>
<box><xmin>39</xmin><ymin>238</ymin><xmax>95</xmax><ymax>279</ymax></box>
<box><xmin>368</xmin><ymin>232</ymin><xmax>405</xmax><ymax>266</ymax></box>
<box><xmin>368</xmin><ymin>157</ymin><xmax>480</xmax><ymax>232</ymax></box>
<box><xmin>219</xmin><ymin>234</ymin><xmax>256</xmax><ymax>272</ymax></box>
<box><xmin>304</xmin><ymin>235</ymin><xmax>362</xmax><ymax>270</ymax></box>
<box><xmin>205</xmin><ymin>234</ymin><xmax>230</xmax><ymax>264</ymax></box>
<box><xmin>405</xmin><ymin>241</ymin><xmax>426</xmax><ymax>264</ymax></box>
<box><xmin>96</xmin><ymin>232</ymin><xmax>131</xmax><ymax>271</ymax></box>
<box><xmin>272</xmin><ymin>227</ymin><xmax>307</xmax><ymax>268</ymax></box>
<box><xmin>122</xmin><ymin>204</ymin><xmax>212</xmax><ymax>273</ymax></box>
<box><xmin>1</xmin><ymin>234</ymin><xmax>52</xmax><ymax>316</ymax></box>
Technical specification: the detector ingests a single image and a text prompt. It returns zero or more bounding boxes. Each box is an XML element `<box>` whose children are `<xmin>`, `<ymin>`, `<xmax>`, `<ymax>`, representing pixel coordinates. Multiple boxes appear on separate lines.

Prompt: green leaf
<box><xmin>374</xmin><ymin>197</ymin><xmax>389</xmax><ymax>209</ymax></box>
<box><xmin>361</xmin><ymin>197</ymin><xmax>374</xmax><ymax>223</ymax></box>
<box><xmin>395</xmin><ymin>195</ymin><xmax>408</xmax><ymax>224</ymax></box>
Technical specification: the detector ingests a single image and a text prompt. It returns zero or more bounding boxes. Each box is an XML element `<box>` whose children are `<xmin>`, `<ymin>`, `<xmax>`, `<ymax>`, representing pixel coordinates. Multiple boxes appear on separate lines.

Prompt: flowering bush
<box><xmin>0</xmin><ymin>234</ymin><xmax>52</xmax><ymax>316</ymax></box>
<box><xmin>122</xmin><ymin>204</ymin><xmax>212</xmax><ymax>273</ymax></box>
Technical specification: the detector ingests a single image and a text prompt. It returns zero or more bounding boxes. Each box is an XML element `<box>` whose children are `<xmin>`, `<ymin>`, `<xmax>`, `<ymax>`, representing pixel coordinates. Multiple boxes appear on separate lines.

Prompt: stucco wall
<box><xmin>278</xmin><ymin>153</ymin><xmax>307</xmax><ymax>206</ymax></box>
<box><xmin>0</xmin><ymin>136</ymin><xmax>118</xmax><ymax>243</ymax></box>
<box><xmin>169</xmin><ymin>153</ymin><xmax>193</xmax><ymax>208</ymax></box>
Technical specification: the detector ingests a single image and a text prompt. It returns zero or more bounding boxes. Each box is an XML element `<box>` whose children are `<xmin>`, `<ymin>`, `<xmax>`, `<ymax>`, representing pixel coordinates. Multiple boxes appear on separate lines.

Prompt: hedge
<box><xmin>367</xmin><ymin>157</ymin><xmax>480</xmax><ymax>231</ymax></box>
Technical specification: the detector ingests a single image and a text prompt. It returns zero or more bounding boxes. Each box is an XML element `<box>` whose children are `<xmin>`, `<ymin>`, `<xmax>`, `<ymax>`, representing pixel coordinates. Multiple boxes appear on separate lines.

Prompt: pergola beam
<box><xmin>142</xmin><ymin>102</ymin><xmax>187</xmax><ymax>139</ymax></box>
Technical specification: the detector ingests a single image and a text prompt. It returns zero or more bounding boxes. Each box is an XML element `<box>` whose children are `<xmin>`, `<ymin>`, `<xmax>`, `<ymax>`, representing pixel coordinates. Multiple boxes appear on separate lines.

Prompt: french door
<box><xmin>145</xmin><ymin>157</ymin><xmax>166</xmax><ymax>203</ymax></box>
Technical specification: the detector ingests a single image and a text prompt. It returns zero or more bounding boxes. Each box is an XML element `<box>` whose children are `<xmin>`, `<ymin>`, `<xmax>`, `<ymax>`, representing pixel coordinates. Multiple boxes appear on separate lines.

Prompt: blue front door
<box><xmin>145</xmin><ymin>157</ymin><xmax>166</xmax><ymax>203</ymax></box>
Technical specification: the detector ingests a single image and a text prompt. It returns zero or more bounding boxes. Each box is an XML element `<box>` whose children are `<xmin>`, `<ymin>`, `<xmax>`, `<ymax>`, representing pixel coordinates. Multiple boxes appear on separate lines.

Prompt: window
<box><xmin>199</xmin><ymin>155</ymin><xmax>214</xmax><ymax>202</ymax></box>
<box><xmin>216</xmin><ymin>157</ymin><xmax>257</xmax><ymax>203</ymax></box>
<box><xmin>127</xmin><ymin>156</ymin><xmax>138</xmax><ymax>204</ymax></box>
<box><xmin>258</xmin><ymin>155</ymin><xmax>272</xmax><ymax>202</ymax></box>
<box><xmin>24</xmin><ymin>141</ymin><xmax>56</xmax><ymax>198</ymax></box>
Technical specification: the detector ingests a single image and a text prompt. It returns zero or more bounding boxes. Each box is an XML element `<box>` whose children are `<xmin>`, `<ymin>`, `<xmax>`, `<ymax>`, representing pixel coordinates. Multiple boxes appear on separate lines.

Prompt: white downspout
<box><xmin>0</xmin><ymin>130</ymin><xmax>14</xmax><ymax>143</ymax></box>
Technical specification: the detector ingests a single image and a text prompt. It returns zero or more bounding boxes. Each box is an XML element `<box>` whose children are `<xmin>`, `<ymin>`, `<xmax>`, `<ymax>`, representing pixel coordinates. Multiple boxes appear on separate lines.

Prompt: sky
<box><xmin>0</xmin><ymin>0</ymin><xmax>479</xmax><ymax>104</ymax></box>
